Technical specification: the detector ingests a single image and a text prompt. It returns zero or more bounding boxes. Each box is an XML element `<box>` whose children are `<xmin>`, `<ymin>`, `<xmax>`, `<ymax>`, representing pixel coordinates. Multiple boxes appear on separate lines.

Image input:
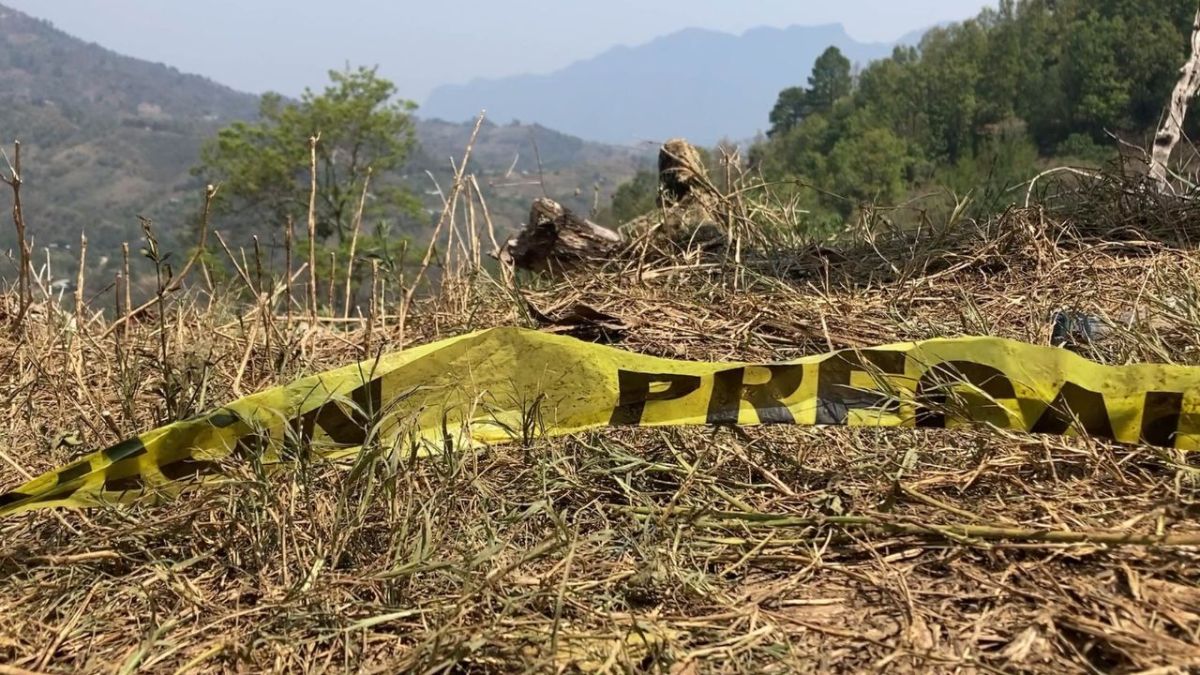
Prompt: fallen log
<box><xmin>500</xmin><ymin>198</ymin><xmax>622</xmax><ymax>272</ymax></box>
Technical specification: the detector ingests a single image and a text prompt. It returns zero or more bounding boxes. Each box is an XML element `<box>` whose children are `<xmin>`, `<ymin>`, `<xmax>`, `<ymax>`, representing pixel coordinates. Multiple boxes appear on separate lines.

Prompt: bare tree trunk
<box><xmin>307</xmin><ymin>134</ymin><xmax>320</xmax><ymax>319</ymax></box>
<box><xmin>1149</xmin><ymin>7</ymin><xmax>1200</xmax><ymax>190</ymax></box>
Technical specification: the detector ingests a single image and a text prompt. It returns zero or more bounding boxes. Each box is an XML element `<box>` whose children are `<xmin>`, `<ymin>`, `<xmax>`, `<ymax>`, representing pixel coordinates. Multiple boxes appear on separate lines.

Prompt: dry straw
<box><xmin>0</xmin><ymin>134</ymin><xmax>1198</xmax><ymax>672</ymax></box>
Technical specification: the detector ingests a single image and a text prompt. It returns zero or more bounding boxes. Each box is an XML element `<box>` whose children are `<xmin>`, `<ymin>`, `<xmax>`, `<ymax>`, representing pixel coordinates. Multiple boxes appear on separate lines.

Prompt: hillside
<box><xmin>748</xmin><ymin>0</ymin><xmax>1200</xmax><ymax>226</ymax></box>
<box><xmin>0</xmin><ymin>3</ymin><xmax>648</xmax><ymax>272</ymax></box>
<box><xmin>410</xmin><ymin>118</ymin><xmax>652</xmax><ymax>232</ymax></box>
<box><xmin>422</xmin><ymin>24</ymin><xmax>908</xmax><ymax>145</ymax></box>
<box><xmin>0</xmin><ymin>5</ymin><xmax>259</xmax><ymax>255</ymax></box>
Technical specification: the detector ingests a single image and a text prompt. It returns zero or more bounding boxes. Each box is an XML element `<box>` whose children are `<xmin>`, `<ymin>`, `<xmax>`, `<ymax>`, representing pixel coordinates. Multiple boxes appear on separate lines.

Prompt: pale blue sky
<box><xmin>7</xmin><ymin>0</ymin><xmax>992</xmax><ymax>102</ymax></box>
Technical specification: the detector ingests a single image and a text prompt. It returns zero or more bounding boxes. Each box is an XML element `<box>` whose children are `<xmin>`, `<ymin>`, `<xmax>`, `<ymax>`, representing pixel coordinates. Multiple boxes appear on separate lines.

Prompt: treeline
<box><xmin>753</xmin><ymin>0</ymin><xmax>1197</xmax><ymax>221</ymax></box>
<box><xmin>609</xmin><ymin>0</ymin><xmax>1199</xmax><ymax>227</ymax></box>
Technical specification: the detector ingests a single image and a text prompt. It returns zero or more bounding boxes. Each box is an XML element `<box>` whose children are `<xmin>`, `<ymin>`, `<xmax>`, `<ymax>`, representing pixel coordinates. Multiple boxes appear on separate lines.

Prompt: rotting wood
<box><xmin>526</xmin><ymin>299</ymin><xmax>631</xmax><ymax>343</ymax></box>
<box><xmin>501</xmin><ymin>197</ymin><xmax>622</xmax><ymax>272</ymax></box>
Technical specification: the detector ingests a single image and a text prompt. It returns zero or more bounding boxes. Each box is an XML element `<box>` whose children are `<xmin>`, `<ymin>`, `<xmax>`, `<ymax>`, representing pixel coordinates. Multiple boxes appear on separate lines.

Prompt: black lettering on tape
<box><xmin>103</xmin><ymin>473</ymin><xmax>146</xmax><ymax>492</ymax></box>
<box><xmin>55</xmin><ymin>461</ymin><xmax>92</xmax><ymax>486</ymax></box>
<box><xmin>706</xmin><ymin>365</ymin><xmax>805</xmax><ymax>425</ymax></box>
<box><xmin>0</xmin><ymin>491</ymin><xmax>32</xmax><ymax>508</ymax></box>
<box><xmin>232</xmin><ymin>432</ymin><xmax>270</xmax><ymax>461</ymax></box>
<box><xmin>159</xmin><ymin>457</ymin><xmax>223</xmax><ymax>481</ymax></box>
<box><xmin>915</xmin><ymin>361</ymin><xmax>1016</xmax><ymax>429</ymax></box>
<box><xmin>1030</xmin><ymin>381</ymin><xmax>1116</xmax><ymax>440</ymax></box>
<box><xmin>610</xmin><ymin>371</ymin><xmax>703</xmax><ymax>426</ymax></box>
<box><xmin>306</xmin><ymin>378</ymin><xmax>385</xmax><ymax>446</ymax></box>
<box><xmin>1141</xmin><ymin>391</ymin><xmax>1183</xmax><ymax>448</ymax></box>
<box><xmin>313</xmin><ymin>405</ymin><xmax>363</xmax><ymax>446</ymax></box>
<box><xmin>208</xmin><ymin>410</ymin><xmax>240</xmax><ymax>428</ymax></box>
<box><xmin>816</xmin><ymin>350</ymin><xmax>907</xmax><ymax>425</ymax></box>
<box><xmin>286</xmin><ymin>408</ymin><xmax>318</xmax><ymax>460</ymax></box>
<box><xmin>25</xmin><ymin>487</ymin><xmax>84</xmax><ymax>505</ymax></box>
<box><xmin>355</xmin><ymin>377</ymin><xmax>383</xmax><ymax>419</ymax></box>
<box><xmin>102</xmin><ymin>437</ymin><xmax>147</xmax><ymax>463</ymax></box>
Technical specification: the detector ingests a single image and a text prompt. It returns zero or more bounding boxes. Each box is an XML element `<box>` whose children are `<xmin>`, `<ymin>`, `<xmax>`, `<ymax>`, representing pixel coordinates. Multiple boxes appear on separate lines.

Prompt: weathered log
<box><xmin>501</xmin><ymin>198</ymin><xmax>622</xmax><ymax>271</ymax></box>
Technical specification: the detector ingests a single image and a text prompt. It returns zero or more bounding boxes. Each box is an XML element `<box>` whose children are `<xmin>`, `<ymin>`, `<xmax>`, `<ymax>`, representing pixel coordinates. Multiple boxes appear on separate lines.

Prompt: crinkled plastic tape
<box><xmin>4</xmin><ymin>327</ymin><xmax>1198</xmax><ymax>516</ymax></box>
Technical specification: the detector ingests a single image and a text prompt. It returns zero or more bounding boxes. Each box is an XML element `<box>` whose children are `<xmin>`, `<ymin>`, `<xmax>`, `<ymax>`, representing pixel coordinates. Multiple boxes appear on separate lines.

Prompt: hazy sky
<box><xmin>7</xmin><ymin>1</ymin><xmax>992</xmax><ymax>102</ymax></box>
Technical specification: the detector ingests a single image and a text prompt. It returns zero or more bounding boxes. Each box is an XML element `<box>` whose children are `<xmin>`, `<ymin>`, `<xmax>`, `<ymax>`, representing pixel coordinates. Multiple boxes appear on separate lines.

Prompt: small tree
<box><xmin>196</xmin><ymin>66</ymin><xmax>420</xmax><ymax>242</ymax></box>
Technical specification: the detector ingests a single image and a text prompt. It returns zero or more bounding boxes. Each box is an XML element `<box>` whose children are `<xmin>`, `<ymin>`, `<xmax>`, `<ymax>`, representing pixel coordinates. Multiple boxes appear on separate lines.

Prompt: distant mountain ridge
<box><xmin>0</xmin><ymin>2</ymin><xmax>648</xmax><ymax>264</ymax></box>
<box><xmin>423</xmin><ymin>23</ymin><xmax>921</xmax><ymax>145</ymax></box>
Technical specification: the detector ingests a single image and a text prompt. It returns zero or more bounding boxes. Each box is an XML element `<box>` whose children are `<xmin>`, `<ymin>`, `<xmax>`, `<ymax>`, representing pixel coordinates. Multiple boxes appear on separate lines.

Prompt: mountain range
<box><xmin>0</xmin><ymin>1</ymin><xmax>929</xmax><ymax>279</ymax></box>
<box><xmin>0</xmin><ymin>3</ymin><xmax>649</xmax><ymax>266</ymax></box>
<box><xmin>423</xmin><ymin>24</ymin><xmax>928</xmax><ymax>145</ymax></box>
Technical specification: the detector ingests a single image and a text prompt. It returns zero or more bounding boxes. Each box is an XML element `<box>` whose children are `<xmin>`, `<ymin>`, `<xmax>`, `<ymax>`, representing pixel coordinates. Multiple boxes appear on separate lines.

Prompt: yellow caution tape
<box><xmin>2</xmin><ymin>327</ymin><xmax>1198</xmax><ymax>517</ymax></box>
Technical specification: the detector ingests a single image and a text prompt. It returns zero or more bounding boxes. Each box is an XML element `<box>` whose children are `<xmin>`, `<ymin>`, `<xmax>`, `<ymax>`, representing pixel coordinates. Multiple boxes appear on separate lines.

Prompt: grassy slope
<box><xmin>0</xmin><ymin>172</ymin><xmax>1197</xmax><ymax>672</ymax></box>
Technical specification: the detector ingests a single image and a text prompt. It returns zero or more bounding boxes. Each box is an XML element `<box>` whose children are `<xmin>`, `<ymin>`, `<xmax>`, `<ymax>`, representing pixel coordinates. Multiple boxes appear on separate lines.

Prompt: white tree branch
<box><xmin>1149</xmin><ymin>7</ymin><xmax>1200</xmax><ymax>191</ymax></box>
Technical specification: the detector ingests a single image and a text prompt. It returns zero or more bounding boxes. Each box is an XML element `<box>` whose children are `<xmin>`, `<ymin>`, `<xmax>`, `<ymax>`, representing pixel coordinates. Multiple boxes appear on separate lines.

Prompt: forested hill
<box><xmin>0</xmin><ymin>3</ymin><xmax>649</xmax><ymax>259</ymax></box>
<box><xmin>0</xmin><ymin>4</ymin><xmax>259</xmax><ymax>252</ymax></box>
<box><xmin>750</xmin><ymin>0</ymin><xmax>1199</xmax><ymax>223</ymax></box>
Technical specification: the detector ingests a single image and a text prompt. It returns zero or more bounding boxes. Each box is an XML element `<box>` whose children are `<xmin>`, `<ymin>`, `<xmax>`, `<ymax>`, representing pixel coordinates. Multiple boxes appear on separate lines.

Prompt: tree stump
<box><xmin>658</xmin><ymin>138</ymin><xmax>713</xmax><ymax>206</ymax></box>
<box><xmin>501</xmin><ymin>198</ymin><xmax>622</xmax><ymax>272</ymax></box>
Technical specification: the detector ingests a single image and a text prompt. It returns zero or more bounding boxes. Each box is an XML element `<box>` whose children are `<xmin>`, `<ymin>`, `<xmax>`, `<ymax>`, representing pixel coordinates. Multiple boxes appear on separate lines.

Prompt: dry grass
<box><xmin>1</xmin><ymin>163</ymin><xmax>1200</xmax><ymax>674</ymax></box>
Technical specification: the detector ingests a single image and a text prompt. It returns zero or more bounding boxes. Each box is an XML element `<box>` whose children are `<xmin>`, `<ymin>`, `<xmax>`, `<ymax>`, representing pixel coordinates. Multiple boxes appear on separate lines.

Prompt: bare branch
<box><xmin>1149</xmin><ymin>7</ymin><xmax>1200</xmax><ymax>191</ymax></box>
